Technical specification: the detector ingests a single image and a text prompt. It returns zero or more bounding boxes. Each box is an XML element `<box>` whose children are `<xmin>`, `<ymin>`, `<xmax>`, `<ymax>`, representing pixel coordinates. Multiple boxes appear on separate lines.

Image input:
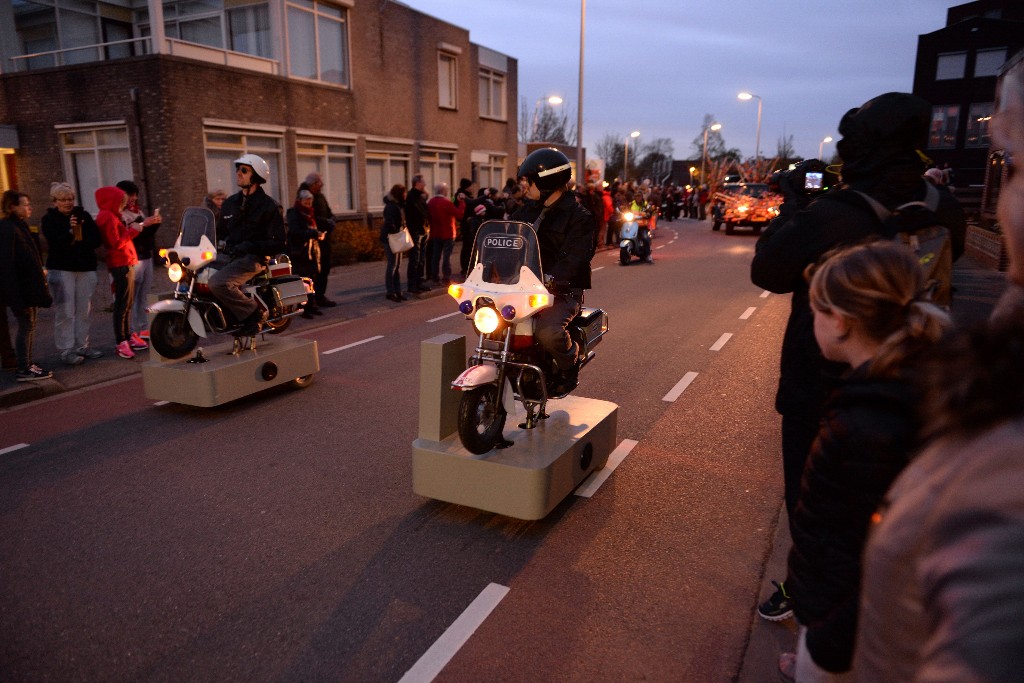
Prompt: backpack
<box><xmin>853</xmin><ymin>183</ymin><xmax>953</xmax><ymax>307</ymax></box>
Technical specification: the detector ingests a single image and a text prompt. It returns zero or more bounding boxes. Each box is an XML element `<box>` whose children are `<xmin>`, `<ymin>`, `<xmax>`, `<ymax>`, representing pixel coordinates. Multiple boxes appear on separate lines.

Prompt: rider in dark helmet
<box><xmin>511</xmin><ymin>148</ymin><xmax>596</xmax><ymax>394</ymax></box>
<box><xmin>209</xmin><ymin>154</ymin><xmax>287</xmax><ymax>335</ymax></box>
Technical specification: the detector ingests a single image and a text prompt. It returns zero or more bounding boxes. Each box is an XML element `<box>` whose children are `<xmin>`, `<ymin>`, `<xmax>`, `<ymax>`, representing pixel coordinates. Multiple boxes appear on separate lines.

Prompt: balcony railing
<box><xmin>5</xmin><ymin>37</ymin><xmax>278</xmax><ymax>76</ymax></box>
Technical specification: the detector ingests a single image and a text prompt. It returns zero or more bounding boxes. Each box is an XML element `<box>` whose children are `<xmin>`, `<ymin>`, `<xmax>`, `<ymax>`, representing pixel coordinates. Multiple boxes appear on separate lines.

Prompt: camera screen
<box><xmin>804</xmin><ymin>172</ymin><xmax>824</xmax><ymax>190</ymax></box>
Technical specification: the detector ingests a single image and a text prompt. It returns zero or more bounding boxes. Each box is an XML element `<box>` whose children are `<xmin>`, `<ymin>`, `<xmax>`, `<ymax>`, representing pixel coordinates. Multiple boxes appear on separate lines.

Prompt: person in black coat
<box><xmin>405</xmin><ymin>174</ymin><xmax>431</xmax><ymax>294</ymax></box>
<box><xmin>0</xmin><ymin>191</ymin><xmax>52</xmax><ymax>380</ymax></box>
<box><xmin>380</xmin><ymin>184</ymin><xmax>407</xmax><ymax>302</ymax></box>
<box><xmin>511</xmin><ymin>149</ymin><xmax>595</xmax><ymax>395</ymax></box>
<box><xmin>779</xmin><ymin>241</ymin><xmax>952</xmax><ymax>680</ymax></box>
<box><xmin>286</xmin><ymin>189</ymin><xmax>324</xmax><ymax>319</ymax></box>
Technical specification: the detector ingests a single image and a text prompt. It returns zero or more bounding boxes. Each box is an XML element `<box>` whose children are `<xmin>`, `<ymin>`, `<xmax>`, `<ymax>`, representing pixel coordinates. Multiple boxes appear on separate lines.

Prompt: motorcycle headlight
<box><xmin>167</xmin><ymin>262</ymin><xmax>184</xmax><ymax>283</ymax></box>
<box><xmin>623</xmin><ymin>211</ymin><xmax>635</xmax><ymax>222</ymax></box>
<box><xmin>473</xmin><ymin>306</ymin><xmax>500</xmax><ymax>334</ymax></box>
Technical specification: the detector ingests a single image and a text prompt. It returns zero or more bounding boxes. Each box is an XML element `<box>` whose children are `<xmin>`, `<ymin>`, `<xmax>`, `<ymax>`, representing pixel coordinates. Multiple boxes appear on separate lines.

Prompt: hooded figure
<box><xmin>95</xmin><ymin>186</ymin><xmax>137</xmax><ymax>269</ymax></box>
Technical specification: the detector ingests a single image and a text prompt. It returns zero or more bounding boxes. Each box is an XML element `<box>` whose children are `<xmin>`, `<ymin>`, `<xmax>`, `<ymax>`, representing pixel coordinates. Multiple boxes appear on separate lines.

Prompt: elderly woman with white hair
<box><xmin>40</xmin><ymin>182</ymin><xmax>104</xmax><ymax>364</ymax></box>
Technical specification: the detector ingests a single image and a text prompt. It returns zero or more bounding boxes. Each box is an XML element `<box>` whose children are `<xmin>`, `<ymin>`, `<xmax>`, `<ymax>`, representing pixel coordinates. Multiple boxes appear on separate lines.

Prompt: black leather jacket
<box><xmin>512</xmin><ymin>191</ymin><xmax>595</xmax><ymax>289</ymax></box>
<box><xmin>218</xmin><ymin>185</ymin><xmax>286</xmax><ymax>258</ymax></box>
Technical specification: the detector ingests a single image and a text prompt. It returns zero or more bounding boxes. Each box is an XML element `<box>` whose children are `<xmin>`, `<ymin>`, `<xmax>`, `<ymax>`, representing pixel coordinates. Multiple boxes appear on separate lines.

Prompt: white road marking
<box><xmin>740</xmin><ymin>307</ymin><xmax>756</xmax><ymax>320</ymax></box>
<box><xmin>575</xmin><ymin>439</ymin><xmax>639</xmax><ymax>498</ymax></box>
<box><xmin>0</xmin><ymin>443</ymin><xmax>30</xmax><ymax>456</ymax></box>
<box><xmin>322</xmin><ymin>335</ymin><xmax>384</xmax><ymax>355</ymax></box>
<box><xmin>656</xmin><ymin>245</ymin><xmax>665</xmax><ymax>250</ymax></box>
<box><xmin>662</xmin><ymin>371</ymin><xmax>699</xmax><ymax>403</ymax></box>
<box><xmin>760</xmin><ymin>290</ymin><xmax>771</xmax><ymax>298</ymax></box>
<box><xmin>399</xmin><ymin>583</ymin><xmax>510</xmax><ymax>683</ymax></box>
<box><xmin>709</xmin><ymin>333</ymin><xmax>733</xmax><ymax>351</ymax></box>
<box><xmin>154</xmin><ymin>400</ymin><xmax>170</xmax><ymax>406</ymax></box>
<box><xmin>428</xmin><ymin>311</ymin><xmax>462</xmax><ymax>323</ymax></box>
<box><xmin>592</xmin><ymin>266</ymin><xmax>604</xmax><ymax>272</ymax></box>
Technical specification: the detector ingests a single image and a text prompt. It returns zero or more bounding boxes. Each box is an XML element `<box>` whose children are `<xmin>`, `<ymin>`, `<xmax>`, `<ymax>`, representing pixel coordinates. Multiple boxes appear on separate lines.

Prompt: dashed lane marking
<box><xmin>322</xmin><ymin>335</ymin><xmax>384</xmax><ymax>355</ymax></box>
<box><xmin>740</xmin><ymin>307</ymin><xmax>756</xmax><ymax>320</ymax></box>
<box><xmin>710</xmin><ymin>333</ymin><xmax>733</xmax><ymax>351</ymax></box>
<box><xmin>760</xmin><ymin>290</ymin><xmax>771</xmax><ymax>298</ymax></box>
<box><xmin>1</xmin><ymin>443</ymin><xmax>30</xmax><ymax>456</ymax></box>
<box><xmin>575</xmin><ymin>439</ymin><xmax>639</xmax><ymax>498</ymax></box>
<box><xmin>428</xmin><ymin>311</ymin><xmax>462</xmax><ymax>323</ymax></box>
<box><xmin>399</xmin><ymin>583</ymin><xmax>510</xmax><ymax>683</ymax></box>
<box><xmin>662</xmin><ymin>371</ymin><xmax>699</xmax><ymax>403</ymax></box>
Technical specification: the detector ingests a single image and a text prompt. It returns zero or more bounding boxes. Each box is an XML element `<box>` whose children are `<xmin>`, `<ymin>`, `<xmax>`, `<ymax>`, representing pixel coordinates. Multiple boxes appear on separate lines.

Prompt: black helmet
<box><xmin>518</xmin><ymin>148</ymin><xmax>573</xmax><ymax>192</ymax></box>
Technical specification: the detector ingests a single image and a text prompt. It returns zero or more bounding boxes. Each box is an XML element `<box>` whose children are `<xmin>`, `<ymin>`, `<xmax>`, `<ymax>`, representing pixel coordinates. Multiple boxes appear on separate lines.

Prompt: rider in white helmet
<box><xmin>209</xmin><ymin>154</ymin><xmax>286</xmax><ymax>335</ymax></box>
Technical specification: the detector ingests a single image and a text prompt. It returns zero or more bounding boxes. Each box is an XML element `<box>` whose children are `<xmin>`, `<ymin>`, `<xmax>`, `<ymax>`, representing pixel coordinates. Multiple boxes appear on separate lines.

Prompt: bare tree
<box><xmin>595</xmin><ymin>133</ymin><xmax>626</xmax><ymax>181</ymax></box>
<box><xmin>519</xmin><ymin>100</ymin><xmax>577</xmax><ymax>144</ymax></box>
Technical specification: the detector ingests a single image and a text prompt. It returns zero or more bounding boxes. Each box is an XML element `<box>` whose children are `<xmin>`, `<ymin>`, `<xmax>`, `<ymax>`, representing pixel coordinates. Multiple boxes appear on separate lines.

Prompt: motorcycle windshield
<box><xmin>177</xmin><ymin>207</ymin><xmax>217</xmax><ymax>248</ymax></box>
<box><xmin>471</xmin><ymin>221</ymin><xmax>543</xmax><ymax>286</ymax></box>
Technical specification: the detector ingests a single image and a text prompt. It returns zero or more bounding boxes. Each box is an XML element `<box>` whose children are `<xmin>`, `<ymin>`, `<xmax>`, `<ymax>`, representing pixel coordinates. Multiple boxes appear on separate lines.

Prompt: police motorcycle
<box><xmin>148</xmin><ymin>206</ymin><xmax>313</xmax><ymax>359</ymax></box>
<box><xmin>449</xmin><ymin>220</ymin><xmax>609</xmax><ymax>455</ymax></box>
<box><xmin>618</xmin><ymin>205</ymin><xmax>655</xmax><ymax>265</ymax></box>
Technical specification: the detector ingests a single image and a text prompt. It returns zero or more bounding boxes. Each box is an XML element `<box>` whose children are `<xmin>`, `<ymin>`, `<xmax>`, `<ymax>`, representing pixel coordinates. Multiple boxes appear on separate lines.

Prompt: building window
<box><xmin>479</xmin><ymin>68</ymin><xmax>506</xmax><ymax>120</ymax></box>
<box><xmin>366</xmin><ymin>145</ymin><xmax>411</xmax><ymax>211</ymax></box>
<box><xmin>162</xmin><ymin>0</ymin><xmax>225</xmax><ymax>48</ymax></box>
<box><xmin>228</xmin><ymin>3</ymin><xmax>272</xmax><ymax>58</ymax></box>
<box><xmin>438</xmin><ymin>52</ymin><xmax>458</xmax><ymax>110</ymax></box>
<box><xmin>286</xmin><ymin>0</ymin><xmax>350</xmax><ymax>87</ymax></box>
<box><xmin>58</xmin><ymin>124</ymin><xmax>132</xmax><ymax>216</ymax></box>
<box><xmin>12</xmin><ymin>0</ymin><xmax>109</xmax><ymax>70</ymax></box>
<box><xmin>419</xmin><ymin>148</ymin><xmax>456</xmax><ymax>192</ymax></box>
<box><xmin>297</xmin><ymin>138</ymin><xmax>356</xmax><ymax>213</ymax></box>
<box><xmin>966</xmin><ymin>103</ymin><xmax>994</xmax><ymax>148</ymax></box>
<box><xmin>935</xmin><ymin>52</ymin><xmax>966</xmax><ymax>81</ymax></box>
<box><xmin>203</xmin><ymin>126</ymin><xmax>284</xmax><ymax>203</ymax></box>
<box><xmin>974</xmin><ymin>48</ymin><xmax>1006</xmax><ymax>78</ymax></box>
<box><xmin>475</xmin><ymin>153</ymin><xmax>506</xmax><ymax>190</ymax></box>
<box><xmin>929</xmin><ymin>105</ymin><xmax>960</xmax><ymax>150</ymax></box>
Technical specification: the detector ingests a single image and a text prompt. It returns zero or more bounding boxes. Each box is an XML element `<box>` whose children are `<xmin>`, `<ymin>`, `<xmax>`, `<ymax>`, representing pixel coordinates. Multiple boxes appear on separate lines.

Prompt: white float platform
<box><xmin>142</xmin><ymin>335</ymin><xmax>319</xmax><ymax>407</ymax></box>
<box><xmin>413</xmin><ymin>330</ymin><xmax>618</xmax><ymax>520</ymax></box>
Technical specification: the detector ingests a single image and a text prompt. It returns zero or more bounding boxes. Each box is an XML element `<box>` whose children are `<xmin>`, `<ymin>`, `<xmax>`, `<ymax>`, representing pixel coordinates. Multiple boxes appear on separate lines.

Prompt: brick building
<box><xmin>0</xmin><ymin>0</ymin><xmax>518</xmax><ymax>246</ymax></box>
<box><xmin>913</xmin><ymin>0</ymin><xmax>1024</xmax><ymax>186</ymax></box>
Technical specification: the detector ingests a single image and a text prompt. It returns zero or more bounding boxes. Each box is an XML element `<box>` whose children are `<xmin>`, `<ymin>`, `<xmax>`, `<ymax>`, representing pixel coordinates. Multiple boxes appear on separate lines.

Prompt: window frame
<box><xmin>56</xmin><ymin>121</ymin><xmax>133</xmax><ymax>217</ymax></box>
<box><xmin>438</xmin><ymin>51</ymin><xmax>459</xmax><ymax>110</ymax></box>
<box><xmin>474</xmin><ymin>152</ymin><xmax>506</xmax><ymax>191</ymax></box>
<box><xmin>202</xmin><ymin>121</ymin><xmax>286</xmax><ymax>204</ymax></box>
<box><xmin>935</xmin><ymin>51</ymin><xmax>967</xmax><ymax>81</ymax></box>
<box><xmin>418</xmin><ymin>146</ymin><xmax>457</xmax><ymax>193</ymax></box>
<box><xmin>928</xmin><ymin>105</ymin><xmax>960</xmax><ymax>150</ymax></box>
<box><xmin>296</xmin><ymin>134</ymin><xmax>358</xmax><ymax>214</ymax></box>
<box><xmin>285</xmin><ymin>0</ymin><xmax>351</xmax><ymax>88</ymax></box>
<box><xmin>974</xmin><ymin>48</ymin><xmax>1007</xmax><ymax>78</ymax></box>
<box><xmin>365</xmin><ymin>142</ymin><xmax>412</xmax><ymax>212</ymax></box>
<box><xmin>965</xmin><ymin>102</ymin><xmax>994</xmax><ymax>148</ymax></box>
<box><xmin>478</xmin><ymin>67</ymin><xmax>507</xmax><ymax>121</ymax></box>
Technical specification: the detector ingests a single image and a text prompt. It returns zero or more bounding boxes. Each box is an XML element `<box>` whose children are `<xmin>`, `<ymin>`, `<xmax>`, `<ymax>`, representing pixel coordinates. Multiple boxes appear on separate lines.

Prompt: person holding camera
<box><xmin>748</xmin><ymin>92</ymin><xmax>966</xmax><ymax>625</ymax></box>
<box><xmin>41</xmin><ymin>182</ymin><xmax>104</xmax><ymax>365</ymax></box>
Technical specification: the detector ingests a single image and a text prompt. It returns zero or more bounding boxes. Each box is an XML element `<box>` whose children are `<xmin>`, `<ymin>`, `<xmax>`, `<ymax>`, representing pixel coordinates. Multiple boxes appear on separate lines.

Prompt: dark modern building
<box><xmin>0</xmin><ymin>1</ymin><xmax>518</xmax><ymax>242</ymax></box>
<box><xmin>913</xmin><ymin>0</ymin><xmax>1024</xmax><ymax>186</ymax></box>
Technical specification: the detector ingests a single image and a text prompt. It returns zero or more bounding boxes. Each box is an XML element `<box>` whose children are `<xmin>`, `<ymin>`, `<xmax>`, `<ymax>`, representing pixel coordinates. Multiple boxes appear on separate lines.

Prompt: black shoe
<box><xmin>16</xmin><ymin>364</ymin><xmax>53</xmax><ymax>382</ymax></box>
<box><xmin>397</xmin><ymin>294</ymin><xmax>408</xmax><ymax>301</ymax></box>
<box><xmin>418</xmin><ymin>283</ymin><xmax>432</xmax><ymax>292</ymax></box>
<box><xmin>310</xmin><ymin>307</ymin><xmax>324</xmax><ymax>316</ymax></box>
<box><xmin>386</xmin><ymin>293</ymin><xmax>402</xmax><ymax>302</ymax></box>
<box><xmin>757</xmin><ymin>580</ymin><xmax>794</xmax><ymax>622</ymax></box>
<box><xmin>237</xmin><ymin>308</ymin><xmax>268</xmax><ymax>336</ymax></box>
<box><xmin>301</xmin><ymin>311</ymin><xmax>316</xmax><ymax>319</ymax></box>
<box><xmin>316</xmin><ymin>298</ymin><xmax>337</xmax><ymax>308</ymax></box>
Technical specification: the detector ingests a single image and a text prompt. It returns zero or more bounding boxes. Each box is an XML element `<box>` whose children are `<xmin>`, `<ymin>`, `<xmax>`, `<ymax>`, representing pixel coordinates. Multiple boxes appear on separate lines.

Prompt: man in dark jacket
<box><xmin>405</xmin><ymin>174</ymin><xmax>431</xmax><ymax>294</ymax></box>
<box><xmin>512</xmin><ymin>148</ymin><xmax>595</xmax><ymax>394</ymax></box>
<box><xmin>749</xmin><ymin>91</ymin><xmax>966</xmax><ymax>621</ymax></box>
<box><xmin>298</xmin><ymin>172</ymin><xmax>336</xmax><ymax>307</ymax></box>
<box><xmin>210</xmin><ymin>154</ymin><xmax>287</xmax><ymax>335</ymax></box>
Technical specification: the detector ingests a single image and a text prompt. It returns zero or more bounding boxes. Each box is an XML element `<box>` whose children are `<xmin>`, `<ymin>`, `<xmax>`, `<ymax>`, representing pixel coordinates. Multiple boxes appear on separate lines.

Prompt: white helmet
<box><xmin>234</xmin><ymin>154</ymin><xmax>270</xmax><ymax>184</ymax></box>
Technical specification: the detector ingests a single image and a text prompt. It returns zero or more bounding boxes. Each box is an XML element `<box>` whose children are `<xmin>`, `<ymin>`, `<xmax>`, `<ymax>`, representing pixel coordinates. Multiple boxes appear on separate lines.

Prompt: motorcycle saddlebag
<box><xmin>269</xmin><ymin>275</ymin><xmax>310</xmax><ymax>308</ymax></box>
<box><xmin>572</xmin><ymin>307</ymin><xmax>608</xmax><ymax>348</ymax></box>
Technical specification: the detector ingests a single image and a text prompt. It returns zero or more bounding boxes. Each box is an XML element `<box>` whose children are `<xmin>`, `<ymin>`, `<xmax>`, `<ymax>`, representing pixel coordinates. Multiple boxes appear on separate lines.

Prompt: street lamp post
<box><xmin>623</xmin><ymin>130</ymin><xmax>639</xmax><ymax>182</ymax></box>
<box><xmin>576</xmin><ymin>0</ymin><xmax>585</xmax><ymax>185</ymax></box>
<box><xmin>700</xmin><ymin>123</ymin><xmax>721</xmax><ymax>188</ymax></box>
<box><xmin>531</xmin><ymin>95</ymin><xmax>563</xmax><ymax>140</ymax></box>
<box><xmin>689</xmin><ymin>166</ymin><xmax>697</xmax><ymax>187</ymax></box>
<box><xmin>738</xmin><ymin>92</ymin><xmax>763</xmax><ymax>162</ymax></box>
<box><xmin>818</xmin><ymin>136</ymin><xmax>833</xmax><ymax>160</ymax></box>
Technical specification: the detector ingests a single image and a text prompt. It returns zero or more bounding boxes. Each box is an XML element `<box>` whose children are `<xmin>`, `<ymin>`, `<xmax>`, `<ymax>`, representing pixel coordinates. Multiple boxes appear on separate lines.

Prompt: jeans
<box><xmin>131</xmin><ymin>257</ymin><xmax>153</xmax><ymax>333</ymax></box>
<box><xmin>384</xmin><ymin>243</ymin><xmax>403</xmax><ymax>295</ymax></box>
<box><xmin>534</xmin><ymin>292</ymin><xmax>581</xmax><ymax>370</ymax></box>
<box><xmin>110</xmin><ymin>264</ymin><xmax>136</xmax><ymax>344</ymax></box>
<box><xmin>13</xmin><ymin>307</ymin><xmax>37</xmax><ymax>371</ymax></box>
<box><xmin>427</xmin><ymin>239</ymin><xmax>454</xmax><ymax>282</ymax></box>
<box><xmin>209</xmin><ymin>254</ymin><xmax>262</xmax><ymax>320</ymax></box>
<box><xmin>48</xmin><ymin>269</ymin><xmax>98</xmax><ymax>353</ymax></box>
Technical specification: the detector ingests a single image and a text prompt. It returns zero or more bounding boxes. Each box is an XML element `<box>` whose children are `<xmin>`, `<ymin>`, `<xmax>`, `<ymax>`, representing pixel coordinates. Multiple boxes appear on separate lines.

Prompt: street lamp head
<box><xmin>710</xmin><ymin>123</ymin><xmax>722</xmax><ymax>132</ymax></box>
<box><xmin>738</xmin><ymin>92</ymin><xmax>760</xmax><ymax>101</ymax></box>
<box><xmin>630</xmin><ymin>130</ymin><xmax>640</xmax><ymax>138</ymax></box>
<box><xmin>547</xmin><ymin>95</ymin><xmax>563</xmax><ymax>106</ymax></box>
<box><xmin>822</xmin><ymin>136</ymin><xmax>833</xmax><ymax>144</ymax></box>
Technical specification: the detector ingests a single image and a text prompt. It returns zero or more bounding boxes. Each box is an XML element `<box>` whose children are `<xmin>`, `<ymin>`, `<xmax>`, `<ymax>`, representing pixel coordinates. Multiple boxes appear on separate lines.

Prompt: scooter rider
<box><xmin>210</xmin><ymin>154</ymin><xmax>286</xmax><ymax>336</ymax></box>
<box><xmin>511</xmin><ymin>148</ymin><xmax>596</xmax><ymax>394</ymax></box>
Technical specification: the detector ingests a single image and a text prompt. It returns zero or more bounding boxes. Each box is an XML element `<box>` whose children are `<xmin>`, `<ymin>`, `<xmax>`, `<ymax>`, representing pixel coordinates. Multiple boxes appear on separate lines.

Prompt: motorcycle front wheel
<box><xmin>619</xmin><ymin>246</ymin><xmax>631</xmax><ymax>266</ymax></box>
<box><xmin>150</xmin><ymin>311</ymin><xmax>199</xmax><ymax>359</ymax></box>
<box><xmin>457</xmin><ymin>384</ymin><xmax>507</xmax><ymax>455</ymax></box>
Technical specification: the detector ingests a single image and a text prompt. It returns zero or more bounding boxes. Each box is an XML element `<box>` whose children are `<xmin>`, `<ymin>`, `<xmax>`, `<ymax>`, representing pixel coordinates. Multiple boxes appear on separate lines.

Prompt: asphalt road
<box><xmin>0</xmin><ymin>217</ymin><xmax>1006</xmax><ymax>682</ymax></box>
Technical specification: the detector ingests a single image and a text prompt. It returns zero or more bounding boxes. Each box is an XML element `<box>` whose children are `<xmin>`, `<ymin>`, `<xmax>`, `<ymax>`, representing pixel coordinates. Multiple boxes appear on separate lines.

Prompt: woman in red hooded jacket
<box><xmin>95</xmin><ymin>186</ymin><xmax>142</xmax><ymax>359</ymax></box>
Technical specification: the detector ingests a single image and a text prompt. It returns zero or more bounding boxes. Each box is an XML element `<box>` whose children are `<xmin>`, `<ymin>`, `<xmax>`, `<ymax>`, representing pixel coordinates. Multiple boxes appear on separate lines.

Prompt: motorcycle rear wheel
<box><xmin>150</xmin><ymin>311</ymin><xmax>199</xmax><ymax>359</ymax></box>
<box><xmin>266</xmin><ymin>305</ymin><xmax>295</xmax><ymax>335</ymax></box>
<box><xmin>457</xmin><ymin>385</ymin><xmax>507</xmax><ymax>455</ymax></box>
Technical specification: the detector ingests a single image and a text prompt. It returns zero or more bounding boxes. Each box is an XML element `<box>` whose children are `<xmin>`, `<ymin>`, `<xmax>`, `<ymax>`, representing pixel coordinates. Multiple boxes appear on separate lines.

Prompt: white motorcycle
<box><xmin>149</xmin><ymin>207</ymin><xmax>313</xmax><ymax>359</ymax></box>
<box><xmin>448</xmin><ymin>220</ymin><xmax>609</xmax><ymax>454</ymax></box>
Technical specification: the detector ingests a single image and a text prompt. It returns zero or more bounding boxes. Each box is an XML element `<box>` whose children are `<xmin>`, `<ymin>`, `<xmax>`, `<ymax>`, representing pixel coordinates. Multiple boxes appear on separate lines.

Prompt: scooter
<box><xmin>448</xmin><ymin>220</ymin><xmax>609</xmax><ymax>455</ymax></box>
<box><xmin>618</xmin><ymin>207</ymin><xmax>654</xmax><ymax>265</ymax></box>
<box><xmin>149</xmin><ymin>207</ymin><xmax>313</xmax><ymax>360</ymax></box>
